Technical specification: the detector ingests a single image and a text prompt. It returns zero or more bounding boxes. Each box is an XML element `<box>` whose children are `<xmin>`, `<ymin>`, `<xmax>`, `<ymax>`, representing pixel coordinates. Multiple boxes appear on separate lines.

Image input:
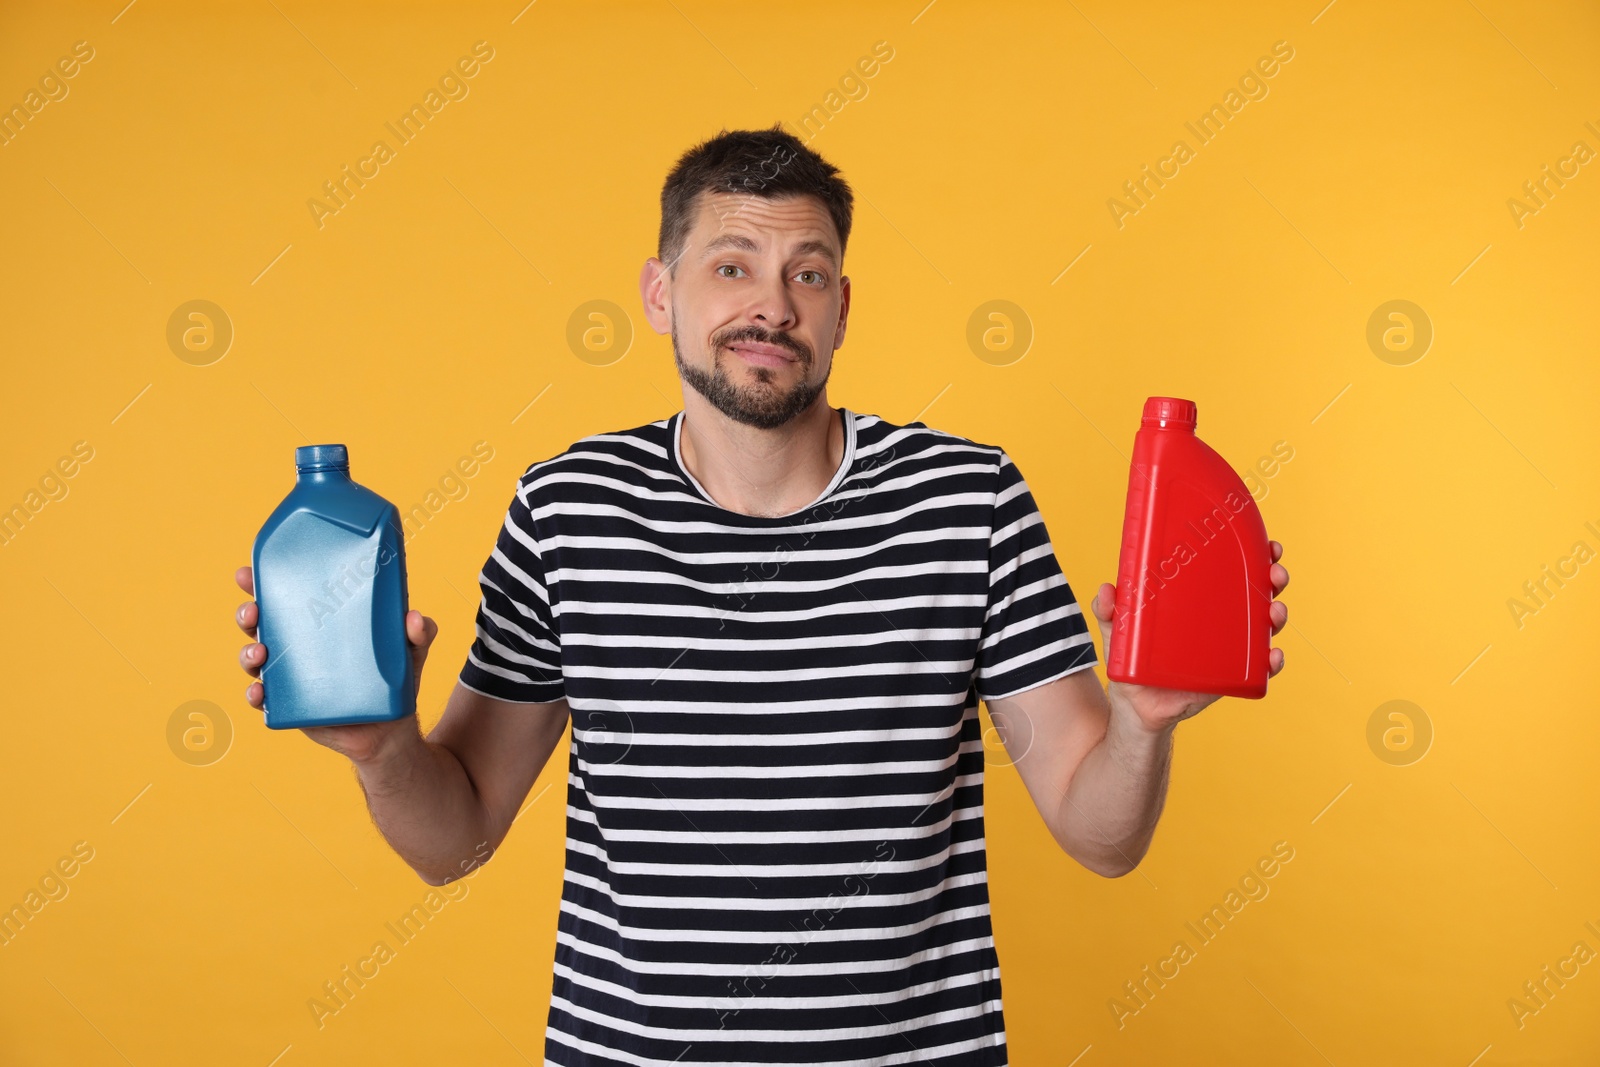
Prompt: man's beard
<box><xmin>672</xmin><ymin>321</ymin><xmax>829</xmax><ymax>430</ymax></box>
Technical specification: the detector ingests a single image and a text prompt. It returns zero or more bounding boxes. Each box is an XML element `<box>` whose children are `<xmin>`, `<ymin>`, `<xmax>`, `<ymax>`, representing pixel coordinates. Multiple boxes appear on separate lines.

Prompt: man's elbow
<box><xmin>1062</xmin><ymin>839</ymin><xmax>1147</xmax><ymax>878</ymax></box>
<box><xmin>415</xmin><ymin>867</ymin><xmax>457</xmax><ymax>887</ymax></box>
<box><xmin>410</xmin><ymin>843</ymin><xmax>499</xmax><ymax>886</ymax></box>
<box><xmin>1086</xmin><ymin>857</ymin><xmax>1140</xmax><ymax>879</ymax></box>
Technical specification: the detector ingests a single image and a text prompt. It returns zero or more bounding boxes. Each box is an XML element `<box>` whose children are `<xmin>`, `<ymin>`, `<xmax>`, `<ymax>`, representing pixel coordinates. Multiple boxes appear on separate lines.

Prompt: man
<box><xmin>233</xmin><ymin>125</ymin><xmax>1288</xmax><ymax>1065</ymax></box>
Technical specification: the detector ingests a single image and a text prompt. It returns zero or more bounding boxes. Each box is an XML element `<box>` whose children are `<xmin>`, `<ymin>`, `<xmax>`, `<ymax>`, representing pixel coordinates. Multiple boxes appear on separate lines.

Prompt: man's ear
<box><xmin>833</xmin><ymin>274</ymin><xmax>851</xmax><ymax>351</ymax></box>
<box><xmin>639</xmin><ymin>257</ymin><xmax>672</xmax><ymax>335</ymax></box>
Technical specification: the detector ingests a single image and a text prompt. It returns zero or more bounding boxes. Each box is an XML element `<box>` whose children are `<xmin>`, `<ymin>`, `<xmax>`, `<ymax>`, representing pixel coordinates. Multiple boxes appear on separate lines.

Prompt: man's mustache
<box><xmin>714</xmin><ymin>326</ymin><xmax>811</xmax><ymax>362</ymax></box>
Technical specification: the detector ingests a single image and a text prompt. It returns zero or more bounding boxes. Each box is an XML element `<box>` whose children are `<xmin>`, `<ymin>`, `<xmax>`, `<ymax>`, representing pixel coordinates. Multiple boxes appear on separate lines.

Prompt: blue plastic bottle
<box><xmin>251</xmin><ymin>444</ymin><xmax>415</xmax><ymax>729</ymax></box>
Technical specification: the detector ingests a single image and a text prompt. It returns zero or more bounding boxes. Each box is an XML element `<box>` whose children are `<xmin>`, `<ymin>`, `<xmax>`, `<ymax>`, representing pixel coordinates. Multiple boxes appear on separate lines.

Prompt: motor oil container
<box><xmin>251</xmin><ymin>444</ymin><xmax>415</xmax><ymax>728</ymax></box>
<box><xmin>1107</xmin><ymin>397</ymin><xmax>1273</xmax><ymax>698</ymax></box>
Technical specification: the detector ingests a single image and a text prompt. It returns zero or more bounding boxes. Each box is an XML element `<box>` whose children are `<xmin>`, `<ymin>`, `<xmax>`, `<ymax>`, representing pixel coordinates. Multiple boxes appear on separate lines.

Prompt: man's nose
<box><xmin>747</xmin><ymin>273</ymin><xmax>797</xmax><ymax>330</ymax></box>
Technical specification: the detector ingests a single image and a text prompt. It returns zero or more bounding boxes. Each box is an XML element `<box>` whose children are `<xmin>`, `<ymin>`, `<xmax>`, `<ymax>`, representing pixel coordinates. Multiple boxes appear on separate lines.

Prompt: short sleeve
<box><xmin>457</xmin><ymin>472</ymin><xmax>565</xmax><ymax>704</ymax></box>
<box><xmin>974</xmin><ymin>451</ymin><xmax>1099</xmax><ymax>702</ymax></box>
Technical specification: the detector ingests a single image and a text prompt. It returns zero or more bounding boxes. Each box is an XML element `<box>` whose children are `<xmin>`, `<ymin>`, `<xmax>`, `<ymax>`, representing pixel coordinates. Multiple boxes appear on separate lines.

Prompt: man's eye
<box><xmin>717</xmin><ymin>265</ymin><xmax>745</xmax><ymax>278</ymax></box>
<box><xmin>797</xmin><ymin>270</ymin><xmax>824</xmax><ymax>285</ymax></box>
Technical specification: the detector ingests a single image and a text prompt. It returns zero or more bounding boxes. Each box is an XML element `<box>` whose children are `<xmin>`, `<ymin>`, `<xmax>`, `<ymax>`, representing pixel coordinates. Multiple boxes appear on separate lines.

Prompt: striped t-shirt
<box><xmin>457</xmin><ymin>407</ymin><xmax>1099</xmax><ymax>1066</ymax></box>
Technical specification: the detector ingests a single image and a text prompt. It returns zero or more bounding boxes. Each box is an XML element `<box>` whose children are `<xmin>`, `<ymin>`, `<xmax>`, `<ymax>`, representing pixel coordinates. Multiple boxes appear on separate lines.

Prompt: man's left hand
<box><xmin>1090</xmin><ymin>539</ymin><xmax>1290</xmax><ymax>735</ymax></box>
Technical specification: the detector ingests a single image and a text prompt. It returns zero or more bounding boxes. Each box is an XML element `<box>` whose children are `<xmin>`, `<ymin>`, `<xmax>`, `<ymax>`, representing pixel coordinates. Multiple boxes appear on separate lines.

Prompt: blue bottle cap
<box><xmin>295</xmin><ymin>444</ymin><xmax>349</xmax><ymax>471</ymax></box>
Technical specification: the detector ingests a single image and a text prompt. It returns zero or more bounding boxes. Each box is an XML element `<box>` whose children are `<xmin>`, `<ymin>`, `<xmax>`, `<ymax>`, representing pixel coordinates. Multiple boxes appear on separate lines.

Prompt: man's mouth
<box><xmin>724</xmin><ymin>341</ymin><xmax>799</xmax><ymax>366</ymax></box>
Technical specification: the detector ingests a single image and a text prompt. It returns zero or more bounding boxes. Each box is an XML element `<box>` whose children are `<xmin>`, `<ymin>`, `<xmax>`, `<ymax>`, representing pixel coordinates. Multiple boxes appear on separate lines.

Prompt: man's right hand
<box><xmin>234</xmin><ymin>564</ymin><xmax>439</xmax><ymax>765</ymax></box>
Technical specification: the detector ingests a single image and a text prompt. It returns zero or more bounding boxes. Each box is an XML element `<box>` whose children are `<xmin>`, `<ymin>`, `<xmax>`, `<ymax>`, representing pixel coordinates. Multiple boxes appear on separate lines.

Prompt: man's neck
<box><xmin>678</xmin><ymin>395</ymin><xmax>843</xmax><ymax>518</ymax></box>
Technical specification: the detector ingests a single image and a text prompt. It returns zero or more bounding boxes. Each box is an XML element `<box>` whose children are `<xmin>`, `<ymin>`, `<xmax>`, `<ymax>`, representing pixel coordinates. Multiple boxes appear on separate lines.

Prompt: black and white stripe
<box><xmin>458</xmin><ymin>408</ymin><xmax>1098</xmax><ymax>1066</ymax></box>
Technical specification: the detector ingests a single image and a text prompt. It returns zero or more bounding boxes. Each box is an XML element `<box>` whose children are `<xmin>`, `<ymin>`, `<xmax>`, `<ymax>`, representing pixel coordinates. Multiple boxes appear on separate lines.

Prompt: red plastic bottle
<box><xmin>1107</xmin><ymin>397</ymin><xmax>1273</xmax><ymax>698</ymax></box>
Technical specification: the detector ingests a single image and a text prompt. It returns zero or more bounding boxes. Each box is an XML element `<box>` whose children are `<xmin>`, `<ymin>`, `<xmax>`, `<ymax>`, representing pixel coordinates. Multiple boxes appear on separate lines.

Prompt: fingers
<box><xmin>236</xmin><ymin>565</ymin><xmax>263</xmax><ymax>706</ymax></box>
<box><xmin>1267</xmin><ymin>540</ymin><xmax>1288</xmax><ymax>593</ymax></box>
<box><xmin>236</xmin><ymin>600</ymin><xmax>258</xmax><ymax>638</ymax></box>
<box><xmin>239</xmin><ymin>641</ymin><xmax>265</xmax><ymax>679</ymax></box>
<box><xmin>234</xmin><ymin>566</ymin><xmax>259</xmax><ymax>641</ymax></box>
<box><xmin>1267</xmin><ymin>545</ymin><xmax>1287</xmax><ymax>678</ymax></box>
<box><xmin>237</xmin><ymin>566</ymin><xmax>264</xmax><ymax>706</ymax></box>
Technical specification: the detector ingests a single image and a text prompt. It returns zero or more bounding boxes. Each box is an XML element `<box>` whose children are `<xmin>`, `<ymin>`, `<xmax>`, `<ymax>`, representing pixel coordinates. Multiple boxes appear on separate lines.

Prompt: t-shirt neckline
<box><xmin>670</xmin><ymin>407</ymin><xmax>857</xmax><ymax>523</ymax></box>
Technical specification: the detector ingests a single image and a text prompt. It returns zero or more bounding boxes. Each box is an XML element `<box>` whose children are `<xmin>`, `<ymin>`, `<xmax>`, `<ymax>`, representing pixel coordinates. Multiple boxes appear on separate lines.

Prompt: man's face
<box><xmin>644</xmin><ymin>190</ymin><xmax>850</xmax><ymax>430</ymax></box>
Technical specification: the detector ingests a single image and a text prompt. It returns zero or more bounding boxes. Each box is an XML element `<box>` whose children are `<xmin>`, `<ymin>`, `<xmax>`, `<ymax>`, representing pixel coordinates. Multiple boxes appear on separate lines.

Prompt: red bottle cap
<box><xmin>1141</xmin><ymin>396</ymin><xmax>1197</xmax><ymax>430</ymax></box>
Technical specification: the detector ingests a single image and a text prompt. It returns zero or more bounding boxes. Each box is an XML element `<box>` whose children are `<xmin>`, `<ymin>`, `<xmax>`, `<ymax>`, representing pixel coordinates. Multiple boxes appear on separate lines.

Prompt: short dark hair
<box><xmin>658</xmin><ymin>124</ymin><xmax>854</xmax><ymax>273</ymax></box>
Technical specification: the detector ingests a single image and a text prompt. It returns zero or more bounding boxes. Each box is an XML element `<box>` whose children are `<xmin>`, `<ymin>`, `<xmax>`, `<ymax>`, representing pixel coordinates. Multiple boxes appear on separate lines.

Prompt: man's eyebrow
<box><xmin>698</xmin><ymin>232</ymin><xmax>839</xmax><ymax>269</ymax></box>
<box><xmin>700</xmin><ymin>233</ymin><xmax>759</xmax><ymax>259</ymax></box>
<box><xmin>791</xmin><ymin>239</ymin><xmax>839</xmax><ymax>269</ymax></box>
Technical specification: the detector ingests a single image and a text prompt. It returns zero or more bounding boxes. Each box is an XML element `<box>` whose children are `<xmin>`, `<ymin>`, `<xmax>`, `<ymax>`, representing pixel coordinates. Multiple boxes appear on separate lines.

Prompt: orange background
<box><xmin>2</xmin><ymin>1</ymin><xmax>1598</xmax><ymax>1064</ymax></box>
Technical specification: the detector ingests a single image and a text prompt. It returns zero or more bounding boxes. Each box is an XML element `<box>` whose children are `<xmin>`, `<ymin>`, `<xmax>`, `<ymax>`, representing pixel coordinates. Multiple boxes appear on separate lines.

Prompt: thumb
<box><xmin>403</xmin><ymin>610</ymin><xmax>436</xmax><ymax>695</ymax></box>
<box><xmin>1093</xmin><ymin>582</ymin><xmax>1116</xmax><ymax>623</ymax></box>
<box><xmin>1092</xmin><ymin>582</ymin><xmax>1116</xmax><ymax>647</ymax></box>
<box><xmin>406</xmin><ymin>610</ymin><xmax>437</xmax><ymax>651</ymax></box>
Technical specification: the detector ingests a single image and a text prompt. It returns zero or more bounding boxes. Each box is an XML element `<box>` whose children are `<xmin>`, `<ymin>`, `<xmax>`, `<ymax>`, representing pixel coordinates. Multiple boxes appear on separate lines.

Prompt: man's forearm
<box><xmin>352</xmin><ymin>726</ymin><xmax>496</xmax><ymax>886</ymax></box>
<box><xmin>1053</xmin><ymin>685</ymin><xmax>1175</xmax><ymax>877</ymax></box>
